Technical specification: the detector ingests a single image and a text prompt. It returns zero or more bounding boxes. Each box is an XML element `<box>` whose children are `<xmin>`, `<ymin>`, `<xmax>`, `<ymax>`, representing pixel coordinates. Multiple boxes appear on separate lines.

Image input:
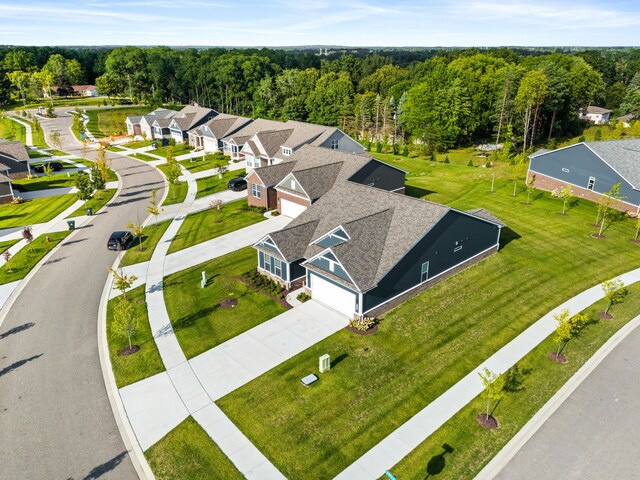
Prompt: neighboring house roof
<box><xmin>586</xmin><ymin>106</ymin><xmax>612</xmax><ymax>115</ymax></box>
<box><xmin>248</xmin><ymin>162</ymin><xmax>295</xmax><ymax>187</ymax></box>
<box><xmin>0</xmin><ymin>140</ymin><xmax>29</xmax><ymax>161</ymax></box>
<box><xmin>254</xmin><ymin>129</ymin><xmax>295</xmax><ymax>158</ymax></box>
<box><xmin>466</xmin><ymin>208</ymin><xmax>506</xmax><ymax>226</ymax></box>
<box><xmin>0</xmin><ymin>172</ymin><xmax>10</xmax><ymax>182</ymax></box>
<box><xmin>529</xmin><ymin>148</ymin><xmax>549</xmax><ymax>158</ymax></box>
<box><xmin>170</xmin><ymin>105</ymin><xmax>217</xmax><ymax>132</ymax></box>
<box><xmin>281</xmin><ymin>121</ymin><xmax>330</xmax><ymax>150</ymax></box>
<box><xmin>129</xmin><ymin>108</ymin><xmax>177</xmax><ymax>126</ymax></box>
<box><xmin>584</xmin><ymin>139</ymin><xmax>640</xmax><ymax>189</ymax></box>
<box><xmin>191</xmin><ymin>114</ymin><xmax>253</xmax><ymax>139</ymax></box>
<box><xmin>154</xmin><ymin>117</ymin><xmax>174</xmax><ymax>128</ymax></box>
<box><xmin>281</xmin><ymin>163</ymin><xmax>345</xmax><ymax>201</ymax></box>
<box><xmin>618</xmin><ymin>113</ymin><xmax>637</xmax><ymax>122</ymax></box>
<box><xmin>223</xmin><ymin>118</ymin><xmax>289</xmax><ymax>145</ymax></box>
<box><xmin>73</xmin><ymin>85</ymin><xmax>97</xmax><ymax>92</ymax></box>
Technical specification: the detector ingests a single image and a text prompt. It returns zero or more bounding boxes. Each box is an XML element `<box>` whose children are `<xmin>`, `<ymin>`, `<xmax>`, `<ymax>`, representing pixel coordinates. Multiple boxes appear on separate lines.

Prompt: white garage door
<box><xmin>281</xmin><ymin>199</ymin><xmax>307</xmax><ymax>218</ymax></box>
<box><xmin>203</xmin><ymin>137</ymin><xmax>218</xmax><ymax>153</ymax></box>
<box><xmin>310</xmin><ymin>273</ymin><xmax>356</xmax><ymax>317</ymax></box>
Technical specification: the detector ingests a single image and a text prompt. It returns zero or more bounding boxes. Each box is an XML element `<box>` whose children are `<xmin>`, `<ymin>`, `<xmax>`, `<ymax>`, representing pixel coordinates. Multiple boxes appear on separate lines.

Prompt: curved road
<box><xmin>0</xmin><ymin>110</ymin><xmax>164</xmax><ymax>479</ymax></box>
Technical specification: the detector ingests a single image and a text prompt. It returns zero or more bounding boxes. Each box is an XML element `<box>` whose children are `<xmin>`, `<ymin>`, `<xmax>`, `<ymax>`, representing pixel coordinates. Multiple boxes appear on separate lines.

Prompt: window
<box><xmin>421</xmin><ymin>261</ymin><xmax>429</xmax><ymax>282</ymax></box>
<box><xmin>587</xmin><ymin>176</ymin><xmax>596</xmax><ymax>190</ymax></box>
<box><xmin>251</xmin><ymin>183</ymin><xmax>262</xmax><ymax>199</ymax></box>
<box><xmin>283</xmin><ymin>147</ymin><xmax>292</xmax><ymax>156</ymax></box>
<box><xmin>330</xmin><ymin>139</ymin><xmax>339</xmax><ymax>150</ymax></box>
<box><xmin>274</xmin><ymin>258</ymin><xmax>282</xmax><ymax>277</ymax></box>
<box><xmin>264</xmin><ymin>254</ymin><xmax>271</xmax><ymax>270</ymax></box>
<box><xmin>291</xmin><ymin>180</ymin><xmax>297</xmax><ymax>190</ymax></box>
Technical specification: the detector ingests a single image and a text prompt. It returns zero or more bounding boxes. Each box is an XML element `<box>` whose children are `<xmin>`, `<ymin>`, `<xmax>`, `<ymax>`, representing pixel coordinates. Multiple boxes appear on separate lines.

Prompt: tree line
<box><xmin>2</xmin><ymin>46</ymin><xmax>640</xmax><ymax>154</ymax></box>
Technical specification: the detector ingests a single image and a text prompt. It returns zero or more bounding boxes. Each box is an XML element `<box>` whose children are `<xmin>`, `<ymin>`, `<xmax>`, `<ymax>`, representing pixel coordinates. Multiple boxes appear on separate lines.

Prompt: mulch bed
<box><xmin>476</xmin><ymin>413</ymin><xmax>499</xmax><ymax>429</ymax></box>
<box><xmin>136</xmin><ymin>298</ymin><xmax>146</xmax><ymax>304</ymax></box>
<box><xmin>591</xmin><ymin>233</ymin><xmax>605</xmax><ymax>239</ymax></box>
<box><xmin>598</xmin><ymin>311</ymin><xmax>614</xmax><ymax>320</ymax></box>
<box><xmin>219</xmin><ymin>298</ymin><xmax>238</xmax><ymax>309</ymax></box>
<box><xmin>119</xmin><ymin>345</ymin><xmax>140</xmax><ymax>356</ymax></box>
<box><xmin>548</xmin><ymin>351</ymin><xmax>567</xmax><ymax>363</ymax></box>
<box><xmin>239</xmin><ymin>277</ymin><xmax>292</xmax><ymax>309</ymax></box>
<box><xmin>630</xmin><ymin>239</ymin><xmax>640</xmax><ymax>244</ymax></box>
<box><xmin>345</xmin><ymin>324</ymin><xmax>379</xmax><ymax>336</ymax></box>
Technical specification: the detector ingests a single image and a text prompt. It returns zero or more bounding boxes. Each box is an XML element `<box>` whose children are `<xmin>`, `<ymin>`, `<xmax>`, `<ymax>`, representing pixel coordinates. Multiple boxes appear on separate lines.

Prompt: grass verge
<box><xmin>0</xmin><ymin>194</ymin><xmax>77</xmax><ymax>229</ymax></box>
<box><xmin>0</xmin><ymin>239</ymin><xmax>19</xmax><ymax>255</ymax></box>
<box><xmin>130</xmin><ymin>153</ymin><xmax>157</xmax><ymax>162</ymax></box>
<box><xmin>120</xmin><ymin>219</ymin><xmax>173</xmax><ymax>267</ymax></box>
<box><xmin>106</xmin><ymin>284</ymin><xmax>165</xmax><ymax>388</ymax></box>
<box><xmin>149</xmin><ymin>143</ymin><xmax>191</xmax><ymax>158</ymax></box>
<box><xmin>195</xmin><ymin>170</ymin><xmax>245</xmax><ymax>199</ymax></box>
<box><xmin>0</xmin><ymin>231</ymin><xmax>71</xmax><ymax>285</ymax></box>
<box><xmin>12</xmin><ymin>172</ymin><xmax>77</xmax><ymax>192</ymax></box>
<box><xmin>67</xmin><ymin>188</ymin><xmax>117</xmax><ymax>218</ymax></box>
<box><xmin>145</xmin><ymin>416</ymin><xmax>243</xmax><ymax>480</ymax></box>
<box><xmin>179</xmin><ymin>153</ymin><xmax>229</xmax><ymax>174</ymax></box>
<box><xmin>164</xmin><ymin>246</ymin><xmax>287</xmax><ymax>359</ymax></box>
<box><xmin>168</xmin><ymin>200</ymin><xmax>265</xmax><ymax>254</ymax></box>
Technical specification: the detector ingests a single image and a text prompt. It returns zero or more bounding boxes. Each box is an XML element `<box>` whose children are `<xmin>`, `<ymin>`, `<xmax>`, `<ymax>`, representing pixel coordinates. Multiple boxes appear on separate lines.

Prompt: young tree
<box><xmin>146</xmin><ymin>189</ymin><xmax>160</xmax><ymax>225</ymax></box>
<box><xmin>127</xmin><ymin>221</ymin><xmax>144</xmax><ymax>251</ymax></box>
<box><xmin>210</xmin><ymin>198</ymin><xmax>223</xmax><ymax>211</ymax></box>
<box><xmin>108</xmin><ymin>268</ymin><xmax>138</xmax><ymax>299</ymax></box>
<box><xmin>478</xmin><ymin>368</ymin><xmax>505</xmax><ymax>428</ymax></box>
<box><xmin>525</xmin><ymin>174</ymin><xmax>536</xmax><ymax>205</ymax></box>
<box><xmin>551</xmin><ymin>184</ymin><xmax>573</xmax><ymax>215</ymax></box>
<box><xmin>515</xmin><ymin>70</ymin><xmax>548</xmax><ymax>155</ymax></box>
<box><xmin>112</xmin><ymin>297</ymin><xmax>138</xmax><ymax>353</ymax></box>
<box><xmin>43</xmin><ymin>162</ymin><xmax>54</xmax><ymax>180</ymax></box>
<box><xmin>49</xmin><ymin>130</ymin><xmax>63</xmax><ymax>151</ymax></box>
<box><xmin>601</xmin><ymin>278</ymin><xmax>628</xmax><ymax>318</ymax></box>
<box><xmin>94</xmin><ymin>147</ymin><xmax>112</xmax><ymax>185</ymax></box>
<box><xmin>90</xmin><ymin>165</ymin><xmax>105</xmax><ymax>190</ymax></box>
<box><xmin>164</xmin><ymin>159</ymin><xmax>182</xmax><ymax>200</ymax></box>
<box><xmin>596</xmin><ymin>183</ymin><xmax>626</xmax><ymax>237</ymax></box>
<box><xmin>634</xmin><ymin>215</ymin><xmax>640</xmax><ymax>242</ymax></box>
<box><xmin>2</xmin><ymin>250</ymin><xmax>12</xmax><ymax>272</ymax></box>
<box><xmin>75</xmin><ymin>171</ymin><xmax>92</xmax><ymax>203</ymax></box>
<box><xmin>22</xmin><ymin>226</ymin><xmax>34</xmax><ymax>252</ymax></box>
<box><xmin>552</xmin><ymin>309</ymin><xmax>588</xmax><ymax>361</ymax></box>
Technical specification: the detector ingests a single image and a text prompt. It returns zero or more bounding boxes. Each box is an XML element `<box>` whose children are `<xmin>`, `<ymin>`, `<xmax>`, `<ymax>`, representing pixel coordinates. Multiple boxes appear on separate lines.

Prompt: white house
<box><xmin>579</xmin><ymin>106</ymin><xmax>613</xmax><ymax>125</ymax></box>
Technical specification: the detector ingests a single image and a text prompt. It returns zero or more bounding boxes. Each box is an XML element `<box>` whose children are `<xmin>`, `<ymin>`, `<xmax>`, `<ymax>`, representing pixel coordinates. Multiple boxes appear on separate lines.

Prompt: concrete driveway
<box><xmin>0</xmin><ymin>108</ymin><xmax>164</xmax><ymax>479</ymax></box>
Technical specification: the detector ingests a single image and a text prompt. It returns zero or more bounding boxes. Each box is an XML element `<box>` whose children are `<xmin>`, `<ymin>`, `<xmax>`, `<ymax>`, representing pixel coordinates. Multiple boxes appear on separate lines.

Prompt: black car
<box><xmin>32</xmin><ymin>161</ymin><xmax>63</xmax><ymax>174</ymax></box>
<box><xmin>107</xmin><ymin>231</ymin><xmax>132</xmax><ymax>251</ymax></box>
<box><xmin>228</xmin><ymin>177</ymin><xmax>247</xmax><ymax>191</ymax></box>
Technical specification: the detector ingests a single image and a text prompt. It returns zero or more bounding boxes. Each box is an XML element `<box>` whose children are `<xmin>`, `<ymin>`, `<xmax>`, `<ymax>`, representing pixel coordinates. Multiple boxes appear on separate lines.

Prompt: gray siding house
<box><xmin>528</xmin><ymin>139</ymin><xmax>640</xmax><ymax>212</ymax></box>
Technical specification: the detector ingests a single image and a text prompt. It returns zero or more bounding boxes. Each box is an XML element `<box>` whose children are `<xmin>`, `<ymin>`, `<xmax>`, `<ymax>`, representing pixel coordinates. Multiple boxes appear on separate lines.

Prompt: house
<box><xmin>126</xmin><ymin>108</ymin><xmax>177</xmax><ymax>138</ymax></box>
<box><xmin>579</xmin><ymin>106</ymin><xmax>613</xmax><ymax>125</ymax></box>
<box><xmin>528</xmin><ymin>139</ymin><xmax>640</xmax><ymax>213</ymax></box>
<box><xmin>618</xmin><ymin>113</ymin><xmax>637</xmax><ymax>128</ymax></box>
<box><xmin>246</xmin><ymin>145</ymin><xmax>405</xmax><ymax>215</ymax></box>
<box><xmin>242</xmin><ymin>120</ymin><xmax>365</xmax><ymax>170</ymax></box>
<box><xmin>0</xmin><ymin>140</ymin><xmax>31</xmax><ymax>178</ymax></box>
<box><xmin>187</xmin><ymin>114</ymin><xmax>253</xmax><ymax>152</ymax></box>
<box><xmin>0</xmin><ymin>163</ymin><xmax>15</xmax><ymax>204</ymax></box>
<box><xmin>253</xmin><ymin>181</ymin><xmax>503</xmax><ymax>318</ymax></box>
<box><xmin>43</xmin><ymin>85</ymin><xmax>99</xmax><ymax>98</ymax></box>
<box><xmin>167</xmin><ymin>105</ymin><xmax>218</xmax><ymax>144</ymax></box>
<box><xmin>221</xmin><ymin>119</ymin><xmax>289</xmax><ymax>161</ymax></box>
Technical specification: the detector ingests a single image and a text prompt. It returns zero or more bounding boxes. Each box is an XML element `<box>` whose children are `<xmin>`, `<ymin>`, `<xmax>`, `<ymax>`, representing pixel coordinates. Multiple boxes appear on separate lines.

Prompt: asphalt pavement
<box><xmin>0</xmin><ymin>109</ymin><xmax>164</xmax><ymax>479</ymax></box>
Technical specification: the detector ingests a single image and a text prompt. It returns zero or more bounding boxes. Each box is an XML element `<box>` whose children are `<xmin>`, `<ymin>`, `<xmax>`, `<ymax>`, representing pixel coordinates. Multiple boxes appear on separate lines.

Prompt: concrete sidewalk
<box><xmin>9</xmin><ymin>116</ymin><xmax>33</xmax><ymax>146</ymax></box>
<box><xmin>334</xmin><ymin>268</ymin><xmax>640</xmax><ymax>480</ymax></box>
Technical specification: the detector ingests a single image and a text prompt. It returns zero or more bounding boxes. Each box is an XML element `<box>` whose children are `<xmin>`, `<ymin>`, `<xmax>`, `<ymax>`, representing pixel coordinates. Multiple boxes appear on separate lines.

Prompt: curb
<box><xmin>475</xmin><ymin>312</ymin><xmax>640</xmax><ymax>480</ymax></box>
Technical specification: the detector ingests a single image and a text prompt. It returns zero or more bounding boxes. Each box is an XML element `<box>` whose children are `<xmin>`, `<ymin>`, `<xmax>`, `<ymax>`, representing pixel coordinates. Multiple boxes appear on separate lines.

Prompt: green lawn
<box><xmin>106</xmin><ymin>145</ymin><xmax>125</xmax><ymax>152</ymax></box>
<box><xmin>12</xmin><ymin>172</ymin><xmax>77</xmax><ymax>192</ymax></box>
<box><xmin>9</xmin><ymin>116</ymin><xmax>48</xmax><ymax>147</ymax></box>
<box><xmin>106</xmin><ymin>285</ymin><xmax>165</xmax><ymax>388</ymax></box>
<box><xmin>28</xmin><ymin>150</ymin><xmax>49</xmax><ymax>159</ymax></box>
<box><xmin>0</xmin><ymin>231</ymin><xmax>71</xmax><ymax>285</ymax></box>
<box><xmin>0</xmin><ymin>194</ymin><xmax>77</xmax><ymax>229</ymax></box>
<box><xmin>130</xmin><ymin>152</ymin><xmax>158</xmax><ymax>162</ymax></box>
<box><xmin>149</xmin><ymin>143</ymin><xmax>191</xmax><ymax>158</ymax></box>
<box><xmin>217</xmin><ymin>161</ymin><xmax>640</xmax><ymax>479</ymax></box>
<box><xmin>157</xmin><ymin>163</ymin><xmax>188</xmax><ymax>205</ymax></box>
<box><xmin>164</xmin><ymin>247</ymin><xmax>287</xmax><ymax>359</ymax></box>
<box><xmin>387</xmin><ymin>283</ymin><xmax>640</xmax><ymax>479</ymax></box>
<box><xmin>46</xmin><ymin>149</ymin><xmax>69</xmax><ymax>157</ymax></box>
<box><xmin>168</xmin><ymin>200</ymin><xmax>265</xmax><ymax>254</ymax></box>
<box><xmin>0</xmin><ymin>239</ymin><xmax>19</xmax><ymax>255</ymax></box>
<box><xmin>85</xmin><ymin>106</ymin><xmax>149</xmax><ymax>138</ymax></box>
<box><xmin>0</xmin><ymin>117</ymin><xmax>26</xmax><ymax>144</ymax></box>
<box><xmin>122</xmin><ymin>139</ymin><xmax>154</xmax><ymax>149</ymax></box>
<box><xmin>67</xmin><ymin>188</ymin><xmax>117</xmax><ymax>218</ymax></box>
<box><xmin>179</xmin><ymin>153</ymin><xmax>229</xmax><ymax>173</ymax></box>
<box><xmin>145</xmin><ymin>416</ymin><xmax>243</xmax><ymax>480</ymax></box>
<box><xmin>120</xmin><ymin>219</ymin><xmax>173</xmax><ymax>267</ymax></box>
<box><xmin>195</xmin><ymin>170</ymin><xmax>245</xmax><ymax>199</ymax></box>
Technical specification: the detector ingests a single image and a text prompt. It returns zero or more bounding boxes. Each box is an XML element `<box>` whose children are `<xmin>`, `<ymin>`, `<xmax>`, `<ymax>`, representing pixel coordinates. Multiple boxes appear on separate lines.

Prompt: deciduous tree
<box><xmin>109</xmin><ymin>268</ymin><xmax>138</xmax><ymax>299</ymax></box>
<box><xmin>478</xmin><ymin>368</ymin><xmax>505</xmax><ymax>426</ymax></box>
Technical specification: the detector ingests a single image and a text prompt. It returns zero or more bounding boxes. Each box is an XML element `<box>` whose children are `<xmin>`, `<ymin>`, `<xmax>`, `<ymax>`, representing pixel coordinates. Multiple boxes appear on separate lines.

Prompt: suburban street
<box><xmin>0</xmin><ymin>109</ymin><xmax>164</xmax><ymax>479</ymax></box>
<box><xmin>497</xmin><ymin>321</ymin><xmax>640</xmax><ymax>479</ymax></box>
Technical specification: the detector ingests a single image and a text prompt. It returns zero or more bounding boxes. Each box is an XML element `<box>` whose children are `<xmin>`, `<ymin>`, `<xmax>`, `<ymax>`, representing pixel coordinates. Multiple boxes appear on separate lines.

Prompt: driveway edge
<box><xmin>475</xmin><ymin>312</ymin><xmax>640</xmax><ymax>480</ymax></box>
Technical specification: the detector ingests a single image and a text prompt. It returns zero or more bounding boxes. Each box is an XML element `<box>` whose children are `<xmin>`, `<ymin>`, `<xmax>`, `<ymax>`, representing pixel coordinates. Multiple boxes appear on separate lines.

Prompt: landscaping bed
<box><xmin>0</xmin><ymin>194</ymin><xmax>77</xmax><ymax>229</ymax></box>
<box><xmin>216</xmin><ymin>162</ymin><xmax>640</xmax><ymax>480</ymax></box>
<box><xmin>164</xmin><ymin>247</ymin><xmax>287</xmax><ymax>359</ymax></box>
<box><xmin>168</xmin><ymin>200</ymin><xmax>265</xmax><ymax>254</ymax></box>
<box><xmin>106</xmin><ymin>284</ymin><xmax>165</xmax><ymax>388</ymax></box>
<box><xmin>67</xmin><ymin>188</ymin><xmax>117</xmax><ymax>218</ymax></box>
<box><xmin>195</xmin><ymin>169</ymin><xmax>245</xmax><ymax>199</ymax></box>
<box><xmin>0</xmin><ymin>231</ymin><xmax>71</xmax><ymax>285</ymax></box>
<box><xmin>240</xmin><ymin>270</ymin><xmax>292</xmax><ymax>309</ymax></box>
<box><xmin>120</xmin><ymin>219</ymin><xmax>173</xmax><ymax>267</ymax></box>
<box><xmin>145</xmin><ymin>416</ymin><xmax>243</xmax><ymax>480</ymax></box>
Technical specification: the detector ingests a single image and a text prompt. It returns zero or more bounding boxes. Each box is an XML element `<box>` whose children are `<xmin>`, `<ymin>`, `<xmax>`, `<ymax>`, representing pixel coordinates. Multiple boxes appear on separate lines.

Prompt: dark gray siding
<box><xmin>0</xmin><ymin>155</ymin><xmax>29</xmax><ymax>176</ymax></box>
<box><xmin>363</xmin><ymin>210</ymin><xmax>500</xmax><ymax>312</ymax></box>
<box><xmin>348</xmin><ymin>160</ymin><xmax>405</xmax><ymax>192</ymax></box>
<box><xmin>529</xmin><ymin>144</ymin><xmax>640</xmax><ymax>206</ymax></box>
<box><xmin>308</xmin><ymin>255</ymin><xmax>352</xmax><ymax>283</ymax></box>
<box><xmin>0</xmin><ymin>181</ymin><xmax>12</xmax><ymax>198</ymax></box>
<box><xmin>291</xmin><ymin>259</ymin><xmax>305</xmax><ymax>280</ymax></box>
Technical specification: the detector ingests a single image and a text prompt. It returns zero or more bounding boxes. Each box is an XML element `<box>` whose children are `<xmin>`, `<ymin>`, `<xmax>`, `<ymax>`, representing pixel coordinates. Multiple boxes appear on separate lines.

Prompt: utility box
<box><xmin>319</xmin><ymin>354</ymin><xmax>330</xmax><ymax>373</ymax></box>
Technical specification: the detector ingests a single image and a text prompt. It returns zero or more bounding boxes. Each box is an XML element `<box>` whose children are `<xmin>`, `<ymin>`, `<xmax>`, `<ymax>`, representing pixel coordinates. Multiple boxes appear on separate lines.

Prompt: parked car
<box><xmin>31</xmin><ymin>161</ymin><xmax>63</xmax><ymax>174</ymax></box>
<box><xmin>107</xmin><ymin>231</ymin><xmax>132</xmax><ymax>251</ymax></box>
<box><xmin>228</xmin><ymin>177</ymin><xmax>247</xmax><ymax>191</ymax></box>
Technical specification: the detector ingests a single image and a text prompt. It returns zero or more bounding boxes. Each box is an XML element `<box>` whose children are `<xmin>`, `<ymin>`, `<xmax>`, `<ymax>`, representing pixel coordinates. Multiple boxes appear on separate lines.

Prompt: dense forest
<box><xmin>1</xmin><ymin>46</ymin><xmax>640</xmax><ymax>153</ymax></box>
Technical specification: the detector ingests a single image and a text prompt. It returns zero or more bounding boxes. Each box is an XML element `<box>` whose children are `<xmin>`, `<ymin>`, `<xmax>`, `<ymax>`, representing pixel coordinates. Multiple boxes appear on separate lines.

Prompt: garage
<box><xmin>309</xmin><ymin>273</ymin><xmax>356</xmax><ymax>317</ymax></box>
<box><xmin>203</xmin><ymin>137</ymin><xmax>218</xmax><ymax>153</ymax></box>
<box><xmin>280</xmin><ymin>199</ymin><xmax>308</xmax><ymax>218</ymax></box>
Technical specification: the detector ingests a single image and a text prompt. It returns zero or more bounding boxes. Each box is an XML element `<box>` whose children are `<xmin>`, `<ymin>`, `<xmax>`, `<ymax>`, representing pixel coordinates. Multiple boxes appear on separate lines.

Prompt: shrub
<box><xmin>271</xmin><ymin>210</ymin><xmax>280</xmax><ymax>216</ymax></box>
<box><xmin>297</xmin><ymin>292</ymin><xmax>311</xmax><ymax>303</ymax></box>
<box><xmin>349</xmin><ymin>316</ymin><xmax>376</xmax><ymax>332</ymax></box>
<box><xmin>467</xmin><ymin>158</ymin><xmax>474</xmax><ymax>167</ymax></box>
<box><xmin>376</xmin><ymin>142</ymin><xmax>382</xmax><ymax>153</ymax></box>
<box><xmin>168</xmin><ymin>138</ymin><xmax>176</xmax><ymax>147</ymax></box>
<box><xmin>578</xmin><ymin>135</ymin><xmax>586</xmax><ymax>143</ymax></box>
<box><xmin>443</xmin><ymin>155</ymin><xmax>450</xmax><ymax>164</ymax></box>
<box><xmin>402</xmin><ymin>145</ymin><xmax>409</xmax><ymax>157</ymax></box>
<box><xmin>11</xmin><ymin>196</ymin><xmax>24</xmax><ymax>204</ymax></box>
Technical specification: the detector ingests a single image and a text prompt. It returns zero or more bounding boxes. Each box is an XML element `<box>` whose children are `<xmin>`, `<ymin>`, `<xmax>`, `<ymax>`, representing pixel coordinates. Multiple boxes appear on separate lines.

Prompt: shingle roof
<box><xmin>171</xmin><ymin>105</ymin><xmax>217</xmax><ymax>131</ymax></box>
<box><xmin>466</xmin><ymin>208</ymin><xmax>506</xmax><ymax>226</ymax></box>
<box><xmin>244</xmin><ymin>140</ymin><xmax>261</xmax><ymax>156</ymax></box>
<box><xmin>265</xmin><ymin>220</ymin><xmax>319</xmax><ymax>262</ymax></box>
<box><xmin>618</xmin><ymin>113</ymin><xmax>637</xmax><ymax>122</ymax></box>
<box><xmin>585</xmin><ymin>139</ymin><xmax>640</xmax><ymax>188</ymax></box>
<box><xmin>287</xmin><ymin>163</ymin><xmax>344</xmax><ymax>200</ymax></box>
<box><xmin>223</xmin><ymin>118</ymin><xmax>289</xmax><ymax>144</ymax></box>
<box><xmin>0</xmin><ymin>140</ymin><xmax>29</xmax><ymax>161</ymax></box>
<box><xmin>586</xmin><ymin>106</ymin><xmax>612</xmax><ymax>114</ymax></box>
<box><xmin>255</xmin><ymin>129</ymin><xmax>294</xmax><ymax>158</ymax></box>
<box><xmin>281</xmin><ymin>121</ymin><xmax>330</xmax><ymax>149</ymax></box>
<box><xmin>0</xmin><ymin>172</ymin><xmax>11</xmax><ymax>182</ymax></box>
<box><xmin>192</xmin><ymin>114</ymin><xmax>252</xmax><ymax>139</ymax></box>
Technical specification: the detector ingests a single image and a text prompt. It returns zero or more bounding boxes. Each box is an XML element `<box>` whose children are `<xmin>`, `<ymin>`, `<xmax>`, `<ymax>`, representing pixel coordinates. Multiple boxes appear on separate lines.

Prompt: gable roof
<box><xmin>0</xmin><ymin>140</ymin><xmax>29</xmax><ymax>161</ymax></box>
<box><xmin>284</xmin><ymin>163</ymin><xmax>344</xmax><ymax>201</ymax></box>
<box><xmin>191</xmin><ymin>113</ymin><xmax>253</xmax><ymax>139</ymax></box>
<box><xmin>248</xmin><ymin>162</ymin><xmax>295</xmax><ymax>187</ymax></box>
<box><xmin>170</xmin><ymin>105</ymin><xmax>217</xmax><ymax>131</ymax></box>
<box><xmin>618</xmin><ymin>113</ymin><xmax>637</xmax><ymax>122</ymax></box>
<box><xmin>280</xmin><ymin>121</ymin><xmax>330</xmax><ymax>150</ymax></box>
<box><xmin>130</xmin><ymin>108</ymin><xmax>177</xmax><ymax>126</ymax></box>
<box><xmin>466</xmin><ymin>208</ymin><xmax>506</xmax><ymax>227</ymax></box>
<box><xmin>586</xmin><ymin>106</ymin><xmax>612</xmax><ymax>115</ymax></box>
<box><xmin>584</xmin><ymin>139</ymin><xmax>640</xmax><ymax>189</ymax></box>
<box><xmin>222</xmin><ymin>118</ymin><xmax>289</xmax><ymax>145</ymax></box>
<box><xmin>254</xmin><ymin>129</ymin><xmax>295</xmax><ymax>158</ymax></box>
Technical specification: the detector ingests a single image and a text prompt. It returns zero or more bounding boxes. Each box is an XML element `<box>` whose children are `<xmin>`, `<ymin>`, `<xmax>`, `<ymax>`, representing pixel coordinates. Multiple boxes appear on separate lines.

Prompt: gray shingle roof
<box><xmin>466</xmin><ymin>208</ymin><xmax>506</xmax><ymax>226</ymax></box>
<box><xmin>586</xmin><ymin>106</ymin><xmax>612</xmax><ymax>114</ymax></box>
<box><xmin>255</xmin><ymin>129</ymin><xmax>294</xmax><ymax>158</ymax></box>
<box><xmin>618</xmin><ymin>114</ymin><xmax>637</xmax><ymax>122</ymax></box>
<box><xmin>281</xmin><ymin>121</ymin><xmax>330</xmax><ymax>149</ymax></box>
<box><xmin>0</xmin><ymin>140</ymin><xmax>29</xmax><ymax>161</ymax></box>
<box><xmin>223</xmin><ymin>118</ymin><xmax>289</xmax><ymax>144</ymax></box>
<box><xmin>288</xmin><ymin>163</ymin><xmax>344</xmax><ymax>200</ymax></box>
<box><xmin>265</xmin><ymin>220</ymin><xmax>319</xmax><ymax>262</ymax></box>
<box><xmin>248</xmin><ymin>162</ymin><xmax>295</xmax><ymax>187</ymax></box>
<box><xmin>171</xmin><ymin>105</ymin><xmax>217</xmax><ymax>131</ymax></box>
<box><xmin>585</xmin><ymin>139</ymin><xmax>640</xmax><ymax>188</ymax></box>
<box><xmin>193</xmin><ymin>114</ymin><xmax>252</xmax><ymax>139</ymax></box>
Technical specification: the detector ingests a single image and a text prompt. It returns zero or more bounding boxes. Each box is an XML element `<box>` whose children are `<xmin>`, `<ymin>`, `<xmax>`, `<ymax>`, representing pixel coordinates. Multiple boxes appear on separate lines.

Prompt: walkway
<box><xmin>334</xmin><ymin>268</ymin><xmax>640</xmax><ymax>480</ymax></box>
<box><xmin>8</xmin><ymin>116</ymin><xmax>33</xmax><ymax>146</ymax></box>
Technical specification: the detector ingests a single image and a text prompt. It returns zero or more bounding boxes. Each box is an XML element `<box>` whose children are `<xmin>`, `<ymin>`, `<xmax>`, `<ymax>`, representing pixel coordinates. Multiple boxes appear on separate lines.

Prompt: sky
<box><xmin>1</xmin><ymin>0</ymin><xmax>639</xmax><ymax>47</ymax></box>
